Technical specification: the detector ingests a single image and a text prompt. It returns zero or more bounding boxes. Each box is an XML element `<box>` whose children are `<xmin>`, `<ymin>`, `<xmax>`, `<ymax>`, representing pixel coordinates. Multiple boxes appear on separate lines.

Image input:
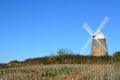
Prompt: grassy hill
<box><xmin>0</xmin><ymin>49</ymin><xmax>120</xmax><ymax>80</ymax></box>
<box><xmin>6</xmin><ymin>49</ymin><xmax>120</xmax><ymax>67</ymax></box>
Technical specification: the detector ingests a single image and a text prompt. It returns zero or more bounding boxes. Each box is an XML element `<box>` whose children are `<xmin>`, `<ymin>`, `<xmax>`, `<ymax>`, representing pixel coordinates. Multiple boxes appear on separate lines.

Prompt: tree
<box><xmin>57</xmin><ymin>48</ymin><xmax>73</xmax><ymax>56</ymax></box>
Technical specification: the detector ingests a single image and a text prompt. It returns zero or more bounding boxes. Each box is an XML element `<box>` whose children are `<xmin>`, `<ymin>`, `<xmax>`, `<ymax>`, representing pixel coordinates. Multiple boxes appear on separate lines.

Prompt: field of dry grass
<box><xmin>0</xmin><ymin>64</ymin><xmax>120</xmax><ymax>80</ymax></box>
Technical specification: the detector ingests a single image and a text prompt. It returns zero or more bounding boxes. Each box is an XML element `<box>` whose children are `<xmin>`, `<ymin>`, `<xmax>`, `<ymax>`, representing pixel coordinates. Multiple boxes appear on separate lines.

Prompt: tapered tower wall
<box><xmin>91</xmin><ymin>39</ymin><xmax>108</xmax><ymax>56</ymax></box>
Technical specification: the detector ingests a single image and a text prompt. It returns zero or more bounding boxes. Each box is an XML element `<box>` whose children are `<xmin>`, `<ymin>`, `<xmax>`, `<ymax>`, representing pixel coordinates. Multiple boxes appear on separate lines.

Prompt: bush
<box><xmin>7</xmin><ymin>60</ymin><xmax>20</xmax><ymax>67</ymax></box>
<box><xmin>57</xmin><ymin>48</ymin><xmax>73</xmax><ymax>56</ymax></box>
<box><xmin>113</xmin><ymin>51</ymin><xmax>120</xmax><ymax>58</ymax></box>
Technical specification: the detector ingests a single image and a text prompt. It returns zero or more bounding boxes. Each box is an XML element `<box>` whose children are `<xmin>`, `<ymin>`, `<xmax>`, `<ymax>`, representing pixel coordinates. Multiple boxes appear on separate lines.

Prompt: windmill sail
<box><xmin>81</xmin><ymin>16</ymin><xmax>109</xmax><ymax>56</ymax></box>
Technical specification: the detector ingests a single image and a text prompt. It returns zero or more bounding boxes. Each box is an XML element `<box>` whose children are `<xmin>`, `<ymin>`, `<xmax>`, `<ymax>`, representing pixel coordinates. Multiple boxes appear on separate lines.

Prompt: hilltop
<box><xmin>5</xmin><ymin>49</ymin><xmax>120</xmax><ymax>67</ymax></box>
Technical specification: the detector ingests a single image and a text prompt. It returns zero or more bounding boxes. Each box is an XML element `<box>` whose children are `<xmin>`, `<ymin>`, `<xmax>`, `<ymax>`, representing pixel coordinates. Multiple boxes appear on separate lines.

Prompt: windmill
<box><xmin>80</xmin><ymin>16</ymin><xmax>109</xmax><ymax>56</ymax></box>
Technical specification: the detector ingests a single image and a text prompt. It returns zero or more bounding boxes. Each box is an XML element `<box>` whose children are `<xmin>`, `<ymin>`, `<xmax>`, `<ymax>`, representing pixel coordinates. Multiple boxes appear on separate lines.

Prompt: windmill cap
<box><xmin>94</xmin><ymin>32</ymin><xmax>105</xmax><ymax>39</ymax></box>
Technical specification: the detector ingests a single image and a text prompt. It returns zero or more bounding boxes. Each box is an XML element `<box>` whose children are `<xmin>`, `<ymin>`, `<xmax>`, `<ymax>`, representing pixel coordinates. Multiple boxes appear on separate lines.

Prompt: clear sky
<box><xmin>0</xmin><ymin>0</ymin><xmax>120</xmax><ymax>63</ymax></box>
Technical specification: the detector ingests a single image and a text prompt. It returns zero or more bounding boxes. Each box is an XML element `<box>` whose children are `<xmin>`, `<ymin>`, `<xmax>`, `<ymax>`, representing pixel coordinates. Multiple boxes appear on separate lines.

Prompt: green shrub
<box><xmin>20</xmin><ymin>68</ymin><xmax>36</xmax><ymax>73</ymax></box>
<box><xmin>113</xmin><ymin>51</ymin><xmax>120</xmax><ymax>58</ymax></box>
<box><xmin>103</xmin><ymin>74</ymin><xmax>109</xmax><ymax>80</ymax></box>
<box><xmin>0</xmin><ymin>70</ymin><xmax>3</xmax><ymax>75</ymax></box>
<box><xmin>41</xmin><ymin>66</ymin><xmax>74</xmax><ymax>77</ymax></box>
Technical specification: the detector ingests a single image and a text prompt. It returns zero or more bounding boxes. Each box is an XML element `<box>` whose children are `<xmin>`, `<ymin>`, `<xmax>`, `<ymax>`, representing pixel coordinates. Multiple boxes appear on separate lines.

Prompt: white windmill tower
<box><xmin>80</xmin><ymin>16</ymin><xmax>109</xmax><ymax>56</ymax></box>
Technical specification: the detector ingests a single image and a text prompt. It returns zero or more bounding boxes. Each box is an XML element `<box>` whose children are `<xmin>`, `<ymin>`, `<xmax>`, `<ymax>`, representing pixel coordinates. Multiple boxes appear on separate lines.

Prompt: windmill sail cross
<box><xmin>81</xmin><ymin>16</ymin><xmax>109</xmax><ymax>56</ymax></box>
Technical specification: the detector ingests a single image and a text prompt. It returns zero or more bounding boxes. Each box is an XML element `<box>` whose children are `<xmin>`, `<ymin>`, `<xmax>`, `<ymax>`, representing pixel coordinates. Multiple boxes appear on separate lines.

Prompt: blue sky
<box><xmin>0</xmin><ymin>0</ymin><xmax>120</xmax><ymax>63</ymax></box>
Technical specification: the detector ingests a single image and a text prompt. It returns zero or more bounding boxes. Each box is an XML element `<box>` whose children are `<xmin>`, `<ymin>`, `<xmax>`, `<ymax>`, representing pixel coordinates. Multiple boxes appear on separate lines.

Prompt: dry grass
<box><xmin>0</xmin><ymin>64</ymin><xmax>120</xmax><ymax>80</ymax></box>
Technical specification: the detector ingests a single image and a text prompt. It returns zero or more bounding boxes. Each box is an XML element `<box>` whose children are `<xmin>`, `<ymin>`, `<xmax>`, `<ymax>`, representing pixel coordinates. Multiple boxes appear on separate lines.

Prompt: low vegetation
<box><xmin>0</xmin><ymin>64</ymin><xmax>120</xmax><ymax>80</ymax></box>
<box><xmin>0</xmin><ymin>49</ymin><xmax>120</xmax><ymax>80</ymax></box>
<box><xmin>11</xmin><ymin>49</ymin><xmax>119</xmax><ymax>66</ymax></box>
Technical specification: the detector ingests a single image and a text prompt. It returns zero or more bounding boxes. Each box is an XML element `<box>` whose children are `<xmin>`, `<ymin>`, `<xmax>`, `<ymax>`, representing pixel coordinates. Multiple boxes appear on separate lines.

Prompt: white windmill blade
<box><xmin>94</xmin><ymin>39</ymin><xmax>107</xmax><ymax>54</ymax></box>
<box><xmin>83</xmin><ymin>22</ymin><xmax>94</xmax><ymax>36</ymax></box>
<box><xmin>96</xmin><ymin>16</ymin><xmax>109</xmax><ymax>32</ymax></box>
<box><xmin>80</xmin><ymin>37</ymin><xmax>92</xmax><ymax>54</ymax></box>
